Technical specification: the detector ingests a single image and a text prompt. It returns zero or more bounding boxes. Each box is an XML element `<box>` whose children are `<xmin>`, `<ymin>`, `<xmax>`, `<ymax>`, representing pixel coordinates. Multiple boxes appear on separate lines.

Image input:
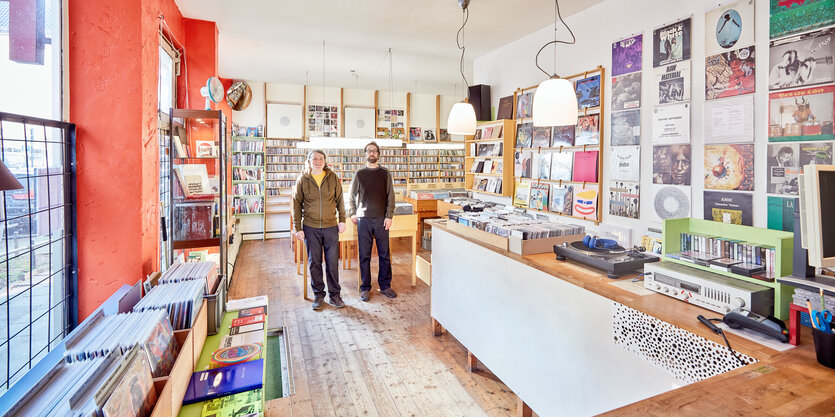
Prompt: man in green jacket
<box><xmin>293</xmin><ymin>150</ymin><xmax>346</xmax><ymax>310</ymax></box>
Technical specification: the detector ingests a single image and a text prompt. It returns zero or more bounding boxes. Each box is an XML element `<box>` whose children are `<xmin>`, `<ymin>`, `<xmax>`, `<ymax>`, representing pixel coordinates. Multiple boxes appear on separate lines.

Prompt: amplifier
<box><xmin>644</xmin><ymin>262</ymin><xmax>774</xmax><ymax>316</ymax></box>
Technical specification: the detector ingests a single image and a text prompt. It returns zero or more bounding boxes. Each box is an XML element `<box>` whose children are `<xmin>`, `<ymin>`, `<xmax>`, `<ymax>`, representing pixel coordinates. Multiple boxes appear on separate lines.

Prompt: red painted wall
<box><xmin>69</xmin><ymin>0</ymin><xmax>219</xmax><ymax>320</ymax></box>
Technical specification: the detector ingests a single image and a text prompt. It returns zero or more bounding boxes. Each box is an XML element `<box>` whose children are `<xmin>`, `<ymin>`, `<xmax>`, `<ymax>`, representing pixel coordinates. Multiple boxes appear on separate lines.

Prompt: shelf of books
<box><xmin>465</xmin><ymin>119</ymin><xmax>515</xmax><ymax>197</ymax></box>
<box><xmin>265</xmin><ymin>138</ymin><xmax>305</xmax><ymax>239</ymax></box>
<box><xmin>511</xmin><ymin>66</ymin><xmax>605</xmax><ymax>225</ymax></box>
<box><xmin>169</xmin><ymin>109</ymin><xmax>227</xmax><ymax>275</ymax></box>
<box><xmin>661</xmin><ymin>218</ymin><xmax>795</xmax><ymax>320</ymax></box>
<box><xmin>407</xmin><ymin>147</ymin><xmax>465</xmax><ymax>185</ymax></box>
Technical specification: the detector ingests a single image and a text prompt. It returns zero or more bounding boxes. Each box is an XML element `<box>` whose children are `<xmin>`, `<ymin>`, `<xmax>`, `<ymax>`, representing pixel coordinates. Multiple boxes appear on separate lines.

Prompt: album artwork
<box><xmin>609</xmin><ymin>146</ymin><xmax>640</xmax><ymax>182</ymax></box>
<box><xmin>768</xmin><ymin>28</ymin><xmax>835</xmax><ymax>91</ymax></box>
<box><xmin>703</xmin><ymin>190</ymin><xmax>753</xmax><ymax>226</ymax></box>
<box><xmin>612</xmin><ymin>34</ymin><xmax>643</xmax><ymax>76</ymax></box>
<box><xmin>767</xmin><ymin>196</ymin><xmax>796</xmax><ymax>232</ymax></box>
<box><xmin>652</xmin><ymin>144</ymin><xmax>691</xmax><ymax>185</ymax></box>
<box><xmin>611</xmin><ymin>72</ymin><xmax>642</xmax><ymax>111</ymax></box>
<box><xmin>653</xmin><ymin>17</ymin><xmax>692</xmax><ymax>68</ymax></box>
<box><xmin>769</xmin><ymin>0</ymin><xmax>835</xmax><ymax>39</ymax></box>
<box><xmin>550</xmin><ymin>184</ymin><xmax>574</xmax><ymax>215</ymax></box>
<box><xmin>766</xmin><ymin>143</ymin><xmax>801</xmax><ymax>194</ymax></box>
<box><xmin>705</xmin><ymin>46</ymin><xmax>756</xmax><ymax>100</ymax></box>
<box><xmin>572</xmin><ymin>150</ymin><xmax>599</xmax><ymax>183</ymax></box>
<box><xmin>651</xmin><ymin>184</ymin><xmax>691</xmax><ymax>223</ymax></box>
<box><xmin>575</xmin><ymin>75</ymin><xmax>601</xmax><ymax>109</ymax></box>
<box><xmin>497</xmin><ymin>95</ymin><xmax>515</xmax><ymax>120</ymax></box>
<box><xmin>514</xmin><ymin>150</ymin><xmax>533</xmax><ymax>178</ymax></box>
<box><xmin>703</xmin><ymin>144</ymin><xmax>755</xmax><ymax>191</ymax></box>
<box><xmin>308</xmin><ymin>104</ymin><xmax>340</xmax><ymax>137</ymax></box>
<box><xmin>572</xmin><ymin>185</ymin><xmax>599</xmax><ymax>221</ymax></box>
<box><xmin>517</xmin><ymin>92</ymin><xmax>533</xmax><ymax>119</ymax></box>
<box><xmin>550</xmin><ymin>151</ymin><xmax>573</xmax><ymax>182</ymax></box>
<box><xmin>533</xmin><ymin>152</ymin><xmax>552</xmax><ymax>180</ymax></box>
<box><xmin>516</xmin><ymin>122</ymin><xmax>533</xmax><ymax>148</ymax></box>
<box><xmin>705</xmin><ymin>0</ymin><xmax>755</xmax><ymax>57</ymax></box>
<box><xmin>800</xmin><ymin>141</ymin><xmax>834</xmax><ymax>168</ymax></box>
<box><xmin>532</xmin><ymin>126</ymin><xmax>552</xmax><ymax>148</ymax></box>
<box><xmin>551</xmin><ymin>125</ymin><xmax>575</xmax><ymax>147</ymax></box>
<box><xmin>575</xmin><ymin>114</ymin><xmax>600</xmax><ymax>146</ymax></box>
<box><xmin>611</xmin><ymin>109</ymin><xmax>641</xmax><ymax>146</ymax></box>
<box><xmin>768</xmin><ymin>85</ymin><xmax>835</xmax><ymax>142</ymax></box>
<box><xmin>529</xmin><ymin>183</ymin><xmax>550</xmax><ymax>211</ymax></box>
<box><xmin>609</xmin><ymin>181</ymin><xmax>640</xmax><ymax>219</ymax></box>
<box><xmin>410</xmin><ymin>127</ymin><xmax>422</xmax><ymax>141</ymax></box>
<box><xmin>514</xmin><ymin>181</ymin><xmax>531</xmax><ymax>207</ymax></box>
<box><xmin>653</xmin><ymin>60</ymin><xmax>691</xmax><ymax>106</ymax></box>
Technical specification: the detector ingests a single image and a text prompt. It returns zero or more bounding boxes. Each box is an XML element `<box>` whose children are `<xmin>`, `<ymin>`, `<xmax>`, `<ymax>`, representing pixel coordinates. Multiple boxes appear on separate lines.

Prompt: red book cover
<box><xmin>572</xmin><ymin>151</ymin><xmax>599</xmax><ymax>182</ymax></box>
<box><xmin>238</xmin><ymin>307</ymin><xmax>265</xmax><ymax>318</ymax></box>
<box><xmin>231</xmin><ymin>314</ymin><xmax>265</xmax><ymax>327</ymax></box>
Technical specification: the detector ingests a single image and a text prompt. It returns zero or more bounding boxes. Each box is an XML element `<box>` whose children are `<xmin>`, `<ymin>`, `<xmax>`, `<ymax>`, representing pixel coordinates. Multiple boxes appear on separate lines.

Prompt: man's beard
<box><xmin>367</xmin><ymin>156</ymin><xmax>378</xmax><ymax>164</ymax></box>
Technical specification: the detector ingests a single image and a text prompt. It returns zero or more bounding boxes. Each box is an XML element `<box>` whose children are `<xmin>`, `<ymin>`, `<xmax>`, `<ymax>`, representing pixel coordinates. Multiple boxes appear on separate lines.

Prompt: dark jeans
<box><xmin>303</xmin><ymin>225</ymin><xmax>340</xmax><ymax>297</ymax></box>
<box><xmin>357</xmin><ymin>217</ymin><xmax>392</xmax><ymax>292</ymax></box>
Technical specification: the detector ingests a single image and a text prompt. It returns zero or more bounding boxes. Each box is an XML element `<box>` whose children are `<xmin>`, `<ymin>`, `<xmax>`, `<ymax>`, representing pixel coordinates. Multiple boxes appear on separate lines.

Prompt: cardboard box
<box><xmin>507</xmin><ymin>234</ymin><xmax>584</xmax><ymax>255</ymax></box>
<box><xmin>445</xmin><ymin>221</ymin><xmax>508</xmax><ymax>250</ymax></box>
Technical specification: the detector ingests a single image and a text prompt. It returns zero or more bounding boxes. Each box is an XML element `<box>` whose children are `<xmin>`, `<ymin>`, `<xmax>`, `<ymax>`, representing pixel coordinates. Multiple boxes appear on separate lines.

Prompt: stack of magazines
<box><xmin>134</xmin><ymin>279</ymin><xmax>205</xmax><ymax>330</ymax></box>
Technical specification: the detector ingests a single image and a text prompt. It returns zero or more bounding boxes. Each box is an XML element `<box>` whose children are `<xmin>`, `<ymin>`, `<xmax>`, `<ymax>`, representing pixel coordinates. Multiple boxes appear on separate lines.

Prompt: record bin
<box><xmin>204</xmin><ymin>274</ymin><xmax>227</xmax><ymax>336</ymax></box>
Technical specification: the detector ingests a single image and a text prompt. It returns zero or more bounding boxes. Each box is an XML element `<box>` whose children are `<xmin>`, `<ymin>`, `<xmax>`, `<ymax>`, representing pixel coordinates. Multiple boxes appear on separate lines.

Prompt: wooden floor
<box><xmin>227</xmin><ymin>237</ymin><xmax>528</xmax><ymax>417</ymax></box>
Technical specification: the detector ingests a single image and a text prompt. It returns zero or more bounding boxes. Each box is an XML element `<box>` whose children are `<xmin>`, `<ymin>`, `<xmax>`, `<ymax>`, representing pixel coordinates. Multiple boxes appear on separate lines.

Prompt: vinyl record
<box><xmin>211</xmin><ymin>343</ymin><xmax>263</xmax><ymax>366</ymax></box>
<box><xmin>654</xmin><ymin>186</ymin><xmax>690</xmax><ymax>219</ymax></box>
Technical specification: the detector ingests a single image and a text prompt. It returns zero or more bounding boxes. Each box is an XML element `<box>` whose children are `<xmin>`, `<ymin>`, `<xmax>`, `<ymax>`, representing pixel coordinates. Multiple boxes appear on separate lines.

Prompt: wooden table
<box><xmin>403</xmin><ymin>196</ymin><xmax>439</xmax><ymax>241</ymax></box>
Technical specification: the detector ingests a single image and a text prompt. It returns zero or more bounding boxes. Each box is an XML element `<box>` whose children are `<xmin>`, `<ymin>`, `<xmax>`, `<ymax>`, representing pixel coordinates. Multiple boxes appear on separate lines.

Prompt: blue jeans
<box><xmin>303</xmin><ymin>225</ymin><xmax>341</xmax><ymax>297</ymax></box>
<box><xmin>357</xmin><ymin>217</ymin><xmax>392</xmax><ymax>292</ymax></box>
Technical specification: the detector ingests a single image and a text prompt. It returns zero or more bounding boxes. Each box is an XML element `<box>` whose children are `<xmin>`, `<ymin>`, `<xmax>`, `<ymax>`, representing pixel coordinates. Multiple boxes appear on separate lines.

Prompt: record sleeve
<box><xmin>705</xmin><ymin>0</ymin><xmax>754</xmax><ymax>57</ymax></box>
<box><xmin>101</xmin><ymin>348</ymin><xmax>158</xmax><ymax>417</ymax></box>
<box><xmin>572</xmin><ymin>151</ymin><xmax>599</xmax><ymax>183</ymax></box>
<box><xmin>652</xmin><ymin>144</ymin><xmax>691</xmax><ymax>185</ymax></box>
<box><xmin>703</xmin><ymin>144</ymin><xmax>754</xmax><ymax>191</ymax></box>
<box><xmin>550</xmin><ymin>151</ymin><xmax>573</xmax><ymax>182</ymax></box>
<box><xmin>199</xmin><ymin>388</ymin><xmax>263</xmax><ymax>417</ymax></box>
<box><xmin>575</xmin><ymin>75</ymin><xmax>601</xmax><ymax>109</ymax></box>
<box><xmin>611</xmin><ymin>109</ymin><xmax>641</xmax><ymax>146</ymax></box>
<box><xmin>653</xmin><ymin>17</ymin><xmax>692</xmax><ymax>68</ymax></box>
<box><xmin>516</xmin><ymin>92</ymin><xmax>532</xmax><ymax>119</ymax></box>
<box><xmin>549</xmin><ymin>185</ymin><xmax>574</xmax><ymax>215</ymax></box>
<box><xmin>516</xmin><ymin>122</ymin><xmax>533</xmax><ymax>148</ymax></box>
<box><xmin>528</xmin><ymin>183</ymin><xmax>550</xmax><ymax>211</ymax></box>
<box><xmin>703</xmin><ymin>190</ymin><xmax>753</xmax><ymax>226</ymax></box>
<box><xmin>651</xmin><ymin>103</ymin><xmax>690</xmax><ymax>144</ymax></box>
<box><xmin>769</xmin><ymin>0</ymin><xmax>835</xmax><ymax>39</ymax></box>
<box><xmin>608</xmin><ymin>181</ymin><xmax>640</xmax><ymax>219</ymax></box>
<box><xmin>651</xmin><ymin>184</ymin><xmax>691</xmax><ymax>223</ymax></box>
<box><xmin>572</xmin><ymin>186</ymin><xmax>599</xmax><ymax>221</ymax></box>
<box><xmin>611</xmin><ymin>72</ymin><xmax>642</xmax><ymax>111</ymax></box>
<box><xmin>609</xmin><ymin>146</ymin><xmax>640</xmax><ymax>182</ymax></box>
<box><xmin>575</xmin><ymin>114</ymin><xmax>600</xmax><ymax>146</ymax></box>
<box><xmin>612</xmin><ymin>34</ymin><xmax>643</xmax><ymax>76</ymax></box>
<box><xmin>532</xmin><ymin>126</ymin><xmax>552</xmax><ymax>148</ymax></box>
<box><xmin>653</xmin><ymin>60</ymin><xmax>691</xmax><ymax>106</ymax></box>
<box><xmin>231</xmin><ymin>314</ymin><xmax>265</xmax><ymax>327</ymax></box>
<box><xmin>768</xmin><ymin>85</ymin><xmax>834</xmax><ymax>142</ymax></box>
<box><xmin>497</xmin><ymin>95</ymin><xmax>514</xmax><ymax>120</ymax></box>
<box><xmin>513</xmin><ymin>181</ymin><xmax>531</xmax><ymax>208</ymax></box>
<box><xmin>182</xmin><ymin>359</ymin><xmax>264</xmax><ymax>404</ymax></box>
<box><xmin>768</xmin><ymin>28</ymin><xmax>834</xmax><ymax>90</ymax></box>
<box><xmin>767</xmin><ymin>196</ymin><xmax>796</xmax><ymax>232</ymax></box>
<box><xmin>551</xmin><ymin>125</ymin><xmax>575</xmax><ymax>147</ymax></box>
<box><xmin>230</xmin><ymin>322</ymin><xmax>264</xmax><ymax>335</ymax></box>
<box><xmin>705</xmin><ymin>46</ymin><xmax>755</xmax><ymax>100</ymax></box>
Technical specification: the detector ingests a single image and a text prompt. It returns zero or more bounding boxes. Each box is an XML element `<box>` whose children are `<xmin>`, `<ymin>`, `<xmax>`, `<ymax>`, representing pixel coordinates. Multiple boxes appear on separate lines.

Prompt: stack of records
<box><xmin>452</xmin><ymin>205</ymin><xmax>584</xmax><ymax>241</ymax></box>
<box><xmin>133</xmin><ymin>279</ymin><xmax>206</xmax><ymax>330</ymax></box>
<box><xmin>158</xmin><ymin>261</ymin><xmax>218</xmax><ymax>294</ymax></box>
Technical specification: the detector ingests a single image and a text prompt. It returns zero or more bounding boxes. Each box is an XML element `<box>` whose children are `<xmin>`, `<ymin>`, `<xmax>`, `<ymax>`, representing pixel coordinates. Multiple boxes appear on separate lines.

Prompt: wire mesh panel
<box><xmin>0</xmin><ymin>112</ymin><xmax>76</xmax><ymax>394</ymax></box>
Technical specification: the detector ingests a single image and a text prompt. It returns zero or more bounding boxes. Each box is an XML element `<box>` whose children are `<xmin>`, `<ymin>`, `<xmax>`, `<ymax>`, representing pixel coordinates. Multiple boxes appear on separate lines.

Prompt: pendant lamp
<box><xmin>446</xmin><ymin>0</ymin><xmax>477</xmax><ymax>136</ymax></box>
<box><xmin>532</xmin><ymin>0</ymin><xmax>578</xmax><ymax>127</ymax></box>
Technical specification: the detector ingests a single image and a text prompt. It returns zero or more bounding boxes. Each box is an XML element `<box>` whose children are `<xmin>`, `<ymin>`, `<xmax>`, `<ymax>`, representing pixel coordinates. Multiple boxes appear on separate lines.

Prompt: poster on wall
<box><xmin>609</xmin><ymin>146</ymin><xmax>641</xmax><ymax>182</ymax></box>
<box><xmin>703</xmin><ymin>190</ymin><xmax>753</xmax><ymax>226</ymax></box>
<box><xmin>768</xmin><ymin>28</ymin><xmax>835</xmax><ymax>91</ymax></box>
<box><xmin>651</xmin><ymin>184</ymin><xmax>691</xmax><ymax>223</ymax></box>
<box><xmin>705</xmin><ymin>0</ymin><xmax>755</xmax><ymax>57</ymax></box>
<box><xmin>652</xmin><ymin>103</ymin><xmax>690</xmax><ymax>144</ymax></box>
<box><xmin>572</xmin><ymin>185</ymin><xmax>600</xmax><ymax>221</ymax></box>
<box><xmin>703</xmin><ymin>144</ymin><xmax>755</xmax><ymax>191</ymax></box>
<box><xmin>609</xmin><ymin>181</ymin><xmax>640</xmax><ymax>219</ymax></box>
<box><xmin>308</xmin><ymin>104</ymin><xmax>340</xmax><ymax>137</ymax></box>
<box><xmin>612</xmin><ymin>34</ymin><xmax>643</xmax><ymax>76</ymax></box>
<box><xmin>769</xmin><ymin>0</ymin><xmax>835</xmax><ymax>39</ymax></box>
<box><xmin>653</xmin><ymin>60</ymin><xmax>691</xmax><ymax>106</ymax></box>
<box><xmin>767</xmin><ymin>196</ymin><xmax>796</xmax><ymax>232</ymax></box>
<box><xmin>768</xmin><ymin>85</ymin><xmax>834</xmax><ymax>142</ymax></box>
<box><xmin>575</xmin><ymin>75</ymin><xmax>601</xmax><ymax>109</ymax></box>
<box><xmin>704</xmin><ymin>95</ymin><xmax>755</xmax><ymax>143</ymax></box>
<box><xmin>766</xmin><ymin>143</ymin><xmax>801</xmax><ymax>195</ymax></box>
<box><xmin>653</xmin><ymin>17</ymin><xmax>692</xmax><ymax>68</ymax></box>
<box><xmin>653</xmin><ymin>144</ymin><xmax>691</xmax><ymax>185</ymax></box>
<box><xmin>705</xmin><ymin>46</ymin><xmax>756</xmax><ymax>100</ymax></box>
<box><xmin>611</xmin><ymin>109</ymin><xmax>641</xmax><ymax>146</ymax></box>
<box><xmin>611</xmin><ymin>72</ymin><xmax>642</xmax><ymax>111</ymax></box>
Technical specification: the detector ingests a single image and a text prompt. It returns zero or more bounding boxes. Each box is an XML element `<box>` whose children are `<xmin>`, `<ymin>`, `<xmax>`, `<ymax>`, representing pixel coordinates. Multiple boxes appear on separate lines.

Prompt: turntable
<box><xmin>553</xmin><ymin>241</ymin><xmax>659</xmax><ymax>278</ymax></box>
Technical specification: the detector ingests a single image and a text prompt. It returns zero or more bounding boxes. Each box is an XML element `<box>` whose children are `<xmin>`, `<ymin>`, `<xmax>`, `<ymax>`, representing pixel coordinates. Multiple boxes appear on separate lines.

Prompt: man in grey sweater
<box><xmin>348</xmin><ymin>141</ymin><xmax>396</xmax><ymax>302</ymax></box>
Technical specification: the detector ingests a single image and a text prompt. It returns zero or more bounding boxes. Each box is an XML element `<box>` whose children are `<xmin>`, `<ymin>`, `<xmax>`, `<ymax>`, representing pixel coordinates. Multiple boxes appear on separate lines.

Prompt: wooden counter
<box><xmin>429</xmin><ymin>220</ymin><xmax>835</xmax><ymax>416</ymax></box>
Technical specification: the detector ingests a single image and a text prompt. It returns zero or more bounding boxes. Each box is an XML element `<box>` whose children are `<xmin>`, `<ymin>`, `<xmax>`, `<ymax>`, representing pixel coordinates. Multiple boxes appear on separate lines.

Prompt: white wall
<box><xmin>473</xmin><ymin>0</ymin><xmax>776</xmax><ymax>242</ymax></box>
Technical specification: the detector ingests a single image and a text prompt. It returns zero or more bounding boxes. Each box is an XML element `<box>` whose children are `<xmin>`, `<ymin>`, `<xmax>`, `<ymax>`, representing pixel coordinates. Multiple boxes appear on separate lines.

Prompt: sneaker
<box><xmin>329</xmin><ymin>294</ymin><xmax>345</xmax><ymax>309</ymax></box>
<box><xmin>380</xmin><ymin>288</ymin><xmax>397</xmax><ymax>298</ymax></box>
<box><xmin>312</xmin><ymin>296</ymin><xmax>325</xmax><ymax>311</ymax></box>
<box><xmin>360</xmin><ymin>290</ymin><xmax>371</xmax><ymax>302</ymax></box>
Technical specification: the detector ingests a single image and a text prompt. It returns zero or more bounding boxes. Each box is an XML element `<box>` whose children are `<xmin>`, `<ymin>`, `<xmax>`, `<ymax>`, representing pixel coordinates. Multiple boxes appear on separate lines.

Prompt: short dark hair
<box><xmin>778</xmin><ymin>146</ymin><xmax>793</xmax><ymax>156</ymax></box>
<box><xmin>364</xmin><ymin>141</ymin><xmax>380</xmax><ymax>153</ymax></box>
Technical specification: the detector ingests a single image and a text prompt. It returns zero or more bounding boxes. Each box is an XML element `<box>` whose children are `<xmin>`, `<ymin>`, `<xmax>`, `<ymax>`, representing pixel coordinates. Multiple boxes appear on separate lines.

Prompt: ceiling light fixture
<box><xmin>446</xmin><ymin>0</ymin><xmax>477</xmax><ymax>136</ymax></box>
<box><xmin>532</xmin><ymin>0</ymin><xmax>578</xmax><ymax>127</ymax></box>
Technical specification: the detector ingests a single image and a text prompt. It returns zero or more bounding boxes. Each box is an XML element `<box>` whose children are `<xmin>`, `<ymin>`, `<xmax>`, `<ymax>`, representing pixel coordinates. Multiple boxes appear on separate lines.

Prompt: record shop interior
<box><xmin>3</xmin><ymin>0</ymin><xmax>835</xmax><ymax>416</ymax></box>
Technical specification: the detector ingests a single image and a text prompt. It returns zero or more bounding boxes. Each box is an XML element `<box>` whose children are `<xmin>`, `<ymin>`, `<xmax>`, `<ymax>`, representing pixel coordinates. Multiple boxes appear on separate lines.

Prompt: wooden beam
<box><xmin>517</xmin><ymin>397</ymin><xmax>532</xmax><ymax>417</ymax></box>
<box><xmin>467</xmin><ymin>351</ymin><xmax>478</xmax><ymax>372</ymax></box>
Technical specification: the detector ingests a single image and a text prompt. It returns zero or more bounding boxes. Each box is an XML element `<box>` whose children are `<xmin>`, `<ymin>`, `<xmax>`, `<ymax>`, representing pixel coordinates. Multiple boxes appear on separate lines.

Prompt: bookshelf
<box><xmin>465</xmin><ymin>119</ymin><xmax>516</xmax><ymax>197</ymax></box>
<box><xmin>406</xmin><ymin>145</ymin><xmax>466</xmax><ymax>185</ymax></box>
<box><xmin>265</xmin><ymin>138</ymin><xmax>306</xmax><ymax>239</ymax></box>
<box><xmin>168</xmin><ymin>109</ymin><xmax>226</xmax><ymax>276</ymax></box>
<box><xmin>231</xmin><ymin>136</ymin><xmax>265</xmax><ymax>219</ymax></box>
<box><xmin>661</xmin><ymin>218</ymin><xmax>795</xmax><ymax>320</ymax></box>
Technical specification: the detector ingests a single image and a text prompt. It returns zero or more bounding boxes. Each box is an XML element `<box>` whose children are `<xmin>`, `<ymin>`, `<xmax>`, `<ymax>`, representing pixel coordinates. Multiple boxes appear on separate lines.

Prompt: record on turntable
<box><xmin>553</xmin><ymin>240</ymin><xmax>659</xmax><ymax>278</ymax></box>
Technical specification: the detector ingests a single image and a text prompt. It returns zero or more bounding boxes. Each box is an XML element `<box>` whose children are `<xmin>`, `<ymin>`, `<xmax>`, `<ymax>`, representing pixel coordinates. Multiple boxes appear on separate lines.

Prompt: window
<box><xmin>159</xmin><ymin>37</ymin><xmax>178</xmax><ymax>270</ymax></box>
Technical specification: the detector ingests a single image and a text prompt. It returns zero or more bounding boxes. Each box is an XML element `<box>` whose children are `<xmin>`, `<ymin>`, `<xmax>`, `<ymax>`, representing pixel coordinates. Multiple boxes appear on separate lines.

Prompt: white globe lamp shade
<box><xmin>532</xmin><ymin>78</ymin><xmax>578</xmax><ymax>127</ymax></box>
<box><xmin>447</xmin><ymin>102</ymin><xmax>477</xmax><ymax>135</ymax></box>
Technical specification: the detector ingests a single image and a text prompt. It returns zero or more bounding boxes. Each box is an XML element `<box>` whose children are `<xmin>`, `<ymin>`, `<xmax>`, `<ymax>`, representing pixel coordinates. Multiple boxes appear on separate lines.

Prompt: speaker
<box><xmin>468</xmin><ymin>84</ymin><xmax>491</xmax><ymax>121</ymax></box>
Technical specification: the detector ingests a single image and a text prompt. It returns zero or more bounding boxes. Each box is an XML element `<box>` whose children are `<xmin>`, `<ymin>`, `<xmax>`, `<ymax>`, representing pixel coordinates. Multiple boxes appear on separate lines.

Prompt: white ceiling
<box><xmin>174</xmin><ymin>0</ymin><xmax>602</xmax><ymax>95</ymax></box>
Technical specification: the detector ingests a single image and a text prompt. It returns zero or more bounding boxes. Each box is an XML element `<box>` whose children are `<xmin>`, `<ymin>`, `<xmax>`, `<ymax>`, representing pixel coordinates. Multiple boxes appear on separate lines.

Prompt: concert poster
<box><xmin>611</xmin><ymin>72</ymin><xmax>642</xmax><ymax>111</ymax></box>
<box><xmin>609</xmin><ymin>181</ymin><xmax>640</xmax><ymax>219</ymax></box>
<box><xmin>705</xmin><ymin>46</ymin><xmax>756</xmax><ymax>100</ymax></box>
<box><xmin>611</xmin><ymin>109</ymin><xmax>641</xmax><ymax>146</ymax></box>
<box><xmin>705</xmin><ymin>0</ymin><xmax>755</xmax><ymax>57</ymax></box>
<box><xmin>703</xmin><ymin>190</ymin><xmax>753</xmax><ymax>226</ymax></box>
<box><xmin>768</xmin><ymin>28</ymin><xmax>835</xmax><ymax>91</ymax></box>
<box><xmin>768</xmin><ymin>85</ymin><xmax>835</xmax><ymax>142</ymax></box>
<box><xmin>653</xmin><ymin>60</ymin><xmax>691</xmax><ymax>106</ymax></box>
<box><xmin>769</xmin><ymin>0</ymin><xmax>835</xmax><ymax>39</ymax></box>
<box><xmin>653</xmin><ymin>17</ymin><xmax>692</xmax><ymax>68</ymax></box>
<box><xmin>703</xmin><ymin>144</ymin><xmax>755</xmax><ymax>191</ymax></box>
<box><xmin>612</xmin><ymin>34</ymin><xmax>643</xmax><ymax>76</ymax></box>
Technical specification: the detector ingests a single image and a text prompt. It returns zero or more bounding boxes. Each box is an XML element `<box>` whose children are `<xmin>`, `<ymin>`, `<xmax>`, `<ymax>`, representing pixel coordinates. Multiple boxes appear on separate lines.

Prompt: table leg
<box><xmin>411</xmin><ymin>233</ymin><xmax>417</xmax><ymax>287</ymax></box>
<box><xmin>789</xmin><ymin>303</ymin><xmax>802</xmax><ymax>346</ymax></box>
<box><xmin>303</xmin><ymin>243</ymin><xmax>308</xmax><ymax>301</ymax></box>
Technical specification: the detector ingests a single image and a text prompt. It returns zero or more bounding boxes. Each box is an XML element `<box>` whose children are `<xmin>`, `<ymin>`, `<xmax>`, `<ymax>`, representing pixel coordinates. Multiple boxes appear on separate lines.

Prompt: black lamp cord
<box><xmin>705</xmin><ymin>317</ymin><xmax>748</xmax><ymax>366</ymax></box>
<box><xmin>535</xmin><ymin>0</ymin><xmax>577</xmax><ymax>78</ymax></box>
<box><xmin>456</xmin><ymin>8</ymin><xmax>470</xmax><ymax>99</ymax></box>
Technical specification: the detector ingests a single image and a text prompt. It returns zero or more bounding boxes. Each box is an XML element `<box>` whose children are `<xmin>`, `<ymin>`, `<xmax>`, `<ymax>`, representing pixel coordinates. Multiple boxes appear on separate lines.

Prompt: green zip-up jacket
<box><xmin>292</xmin><ymin>167</ymin><xmax>346</xmax><ymax>231</ymax></box>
